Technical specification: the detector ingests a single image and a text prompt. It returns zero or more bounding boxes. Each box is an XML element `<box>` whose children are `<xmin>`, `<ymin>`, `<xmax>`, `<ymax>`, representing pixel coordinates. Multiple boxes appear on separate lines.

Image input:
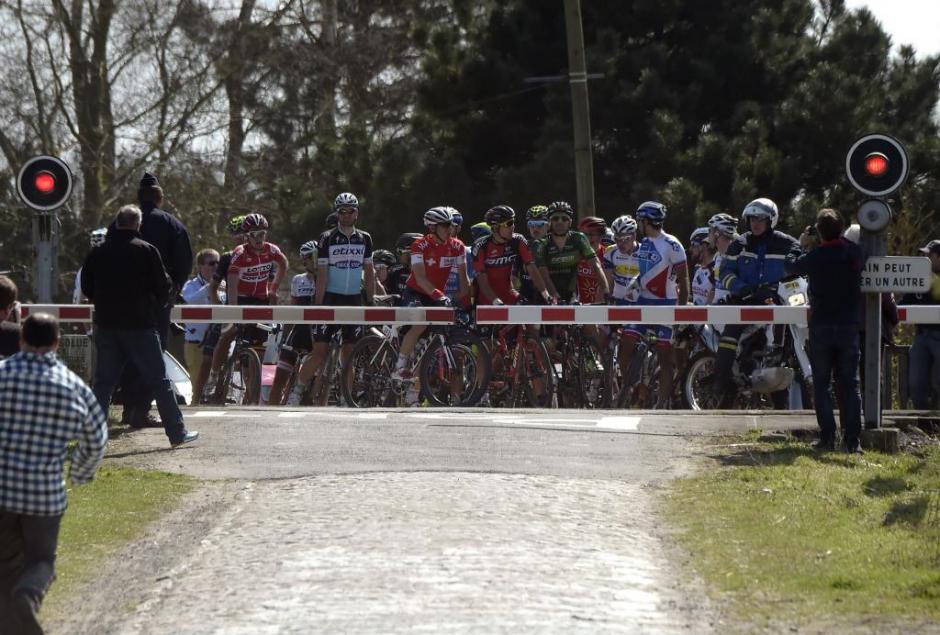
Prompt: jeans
<box><xmin>810</xmin><ymin>325</ymin><xmax>861</xmax><ymax>444</ymax></box>
<box><xmin>909</xmin><ymin>329</ymin><xmax>940</xmax><ymax>410</ymax></box>
<box><xmin>93</xmin><ymin>325</ymin><xmax>186</xmax><ymax>443</ymax></box>
<box><xmin>120</xmin><ymin>306</ymin><xmax>172</xmax><ymax>421</ymax></box>
<box><xmin>0</xmin><ymin>510</ymin><xmax>62</xmax><ymax>634</ymax></box>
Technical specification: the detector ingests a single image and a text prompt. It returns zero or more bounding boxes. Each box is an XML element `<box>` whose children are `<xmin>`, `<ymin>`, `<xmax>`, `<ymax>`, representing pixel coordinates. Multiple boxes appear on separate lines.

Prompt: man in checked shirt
<box><xmin>0</xmin><ymin>313</ymin><xmax>107</xmax><ymax>634</ymax></box>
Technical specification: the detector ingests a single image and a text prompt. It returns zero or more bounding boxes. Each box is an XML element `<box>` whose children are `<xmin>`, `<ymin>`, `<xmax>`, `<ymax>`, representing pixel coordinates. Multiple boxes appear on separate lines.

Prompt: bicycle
<box><xmin>484</xmin><ymin>322</ymin><xmax>555</xmax><ymax>408</ymax></box>
<box><xmin>551</xmin><ymin>321</ymin><xmax>611</xmax><ymax>409</ymax></box>
<box><xmin>211</xmin><ymin>323</ymin><xmax>268</xmax><ymax>405</ymax></box>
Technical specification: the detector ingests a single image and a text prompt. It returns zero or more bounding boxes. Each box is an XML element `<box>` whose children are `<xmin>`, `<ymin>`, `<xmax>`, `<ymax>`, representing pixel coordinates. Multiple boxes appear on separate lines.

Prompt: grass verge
<box><xmin>42</xmin><ymin>466</ymin><xmax>195</xmax><ymax>618</ymax></box>
<box><xmin>666</xmin><ymin>439</ymin><xmax>940</xmax><ymax>627</ymax></box>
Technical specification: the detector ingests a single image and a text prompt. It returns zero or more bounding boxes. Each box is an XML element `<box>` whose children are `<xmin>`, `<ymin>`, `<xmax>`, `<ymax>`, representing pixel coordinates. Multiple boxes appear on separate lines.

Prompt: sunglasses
<box><xmin>248</xmin><ymin>230</ymin><xmax>267</xmax><ymax>238</ymax></box>
<box><xmin>550</xmin><ymin>216</ymin><xmax>571</xmax><ymax>222</ymax></box>
<box><xmin>527</xmin><ymin>220</ymin><xmax>548</xmax><ymax>228</ymax></box>
<box><xmin>615</xmin><ymin>233</ymin><xmax>635</xmax><ymax>240</ymax></box>
<box><xmin>494</xmin><ymin>220</ymin><xmax>515</xmax><ymax>229</ymax></box>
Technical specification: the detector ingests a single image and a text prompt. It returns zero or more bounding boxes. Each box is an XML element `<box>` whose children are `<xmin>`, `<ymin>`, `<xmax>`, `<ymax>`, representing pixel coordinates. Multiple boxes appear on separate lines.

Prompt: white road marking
<box><xmin>597</xmin><ymin>416</ymin><xmax>642</xmax><ymax>431</ymax></box>
<box><xmin>190</xmin><ymin>411</ymin><xmax>227</xmax><ymax>417</ymax></box>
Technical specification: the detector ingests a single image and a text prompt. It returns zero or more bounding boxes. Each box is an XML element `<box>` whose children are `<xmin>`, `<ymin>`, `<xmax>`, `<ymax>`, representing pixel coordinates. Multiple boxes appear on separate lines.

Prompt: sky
<box><xmin>847</xmin><ymin>0</ymin><xmax>940</xmax><ymax>56</ymax></box>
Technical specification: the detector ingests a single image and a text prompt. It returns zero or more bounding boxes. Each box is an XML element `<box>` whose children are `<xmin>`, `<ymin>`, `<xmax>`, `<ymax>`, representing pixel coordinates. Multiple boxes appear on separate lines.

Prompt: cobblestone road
<box><xmin>115</xmin><ymin>472</ymin><xmax>712</xmax><ymax>634</ymax></box>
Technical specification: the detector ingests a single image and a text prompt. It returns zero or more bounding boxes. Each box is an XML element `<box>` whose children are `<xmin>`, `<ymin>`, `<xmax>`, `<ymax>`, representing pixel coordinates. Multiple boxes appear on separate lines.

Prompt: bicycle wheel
<box><xmin>576</xmin><ymin>337</ymin><xmax>608</xmax><ymax>409</ymax></box>
<box><xmin>311</xmin><ymin>346</ymin><xmax>339</xmax><ymax>406</ymax></box>
<box><xmin>519</xmin><ymin>336</ymin><xmax>555</xmax><ymax>408</ymax></box>
<box><xmin>226</xmin><ymin>347</ymin><xmax>262</xmax><ymax>405</ymax></box>
<box><xmin>419</xmin><ymin>338</ymin><xmax>490</xmax><ymax>406</ymax></box>
<box><xmin>342</xmin><ymin>335</ymin><xmax>397</xmax><ymax>407</ymax></box>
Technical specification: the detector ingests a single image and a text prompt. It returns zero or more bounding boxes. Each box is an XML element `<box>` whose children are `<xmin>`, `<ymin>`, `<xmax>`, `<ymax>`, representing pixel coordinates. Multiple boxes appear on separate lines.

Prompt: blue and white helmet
<box><xmin>636</xmin><ymin>201</ymin><xmax>667</xmax><ymax>223</ymax></box>
<box><xmin>424</xmin><ymin>206</ymin><xmax>453</xmax><ymax>227</ymax></box>
<box><xmin>450</xmin><ymin>210</ymin><xmax>464</xmax><ymax>226</ymax></box>
<box><xmin>299</xmin><ymin>240</ymin><xmax>318</xmax><ymax>258</ymax></box>
<box><xmin>89</xmin><ymin>227</ymin><xmax>107</xmax><ymax>247</ymax></box>
<box><xmin>742</xmin><ymin>198</ymin><xmax>779</xmax><ymax>228</ymax></box>
<box><xmin>708</xmin><ymin>213</ymin><xmax>739</xmax><ymax>237</ymax></box>
<box><xmin>689</xmin><ymin>227</ymin><xmax>710</xmax><ymax>246</ymax></box>
<box><xmin>333</xmin><ymin>192</ymin><xmax>359</xmax><ymax>211</ymax></box>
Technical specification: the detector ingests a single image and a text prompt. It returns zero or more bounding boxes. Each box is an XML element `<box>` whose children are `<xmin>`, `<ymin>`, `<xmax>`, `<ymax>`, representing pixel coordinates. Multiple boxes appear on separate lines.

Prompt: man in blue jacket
<box><xmin>714</xmin><ymin>198</ymin><xmax>801</xmax><ymax>408</ymax></box>
<box><xmin>786</xmin><ymin>209</ymin><xmax>864</xmax><ymax>453</ymax></box>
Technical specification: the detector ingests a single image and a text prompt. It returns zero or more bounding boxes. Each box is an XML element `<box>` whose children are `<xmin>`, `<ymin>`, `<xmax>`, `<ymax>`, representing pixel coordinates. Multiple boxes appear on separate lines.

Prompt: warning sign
<box><xmin>59</xmin><ymin>334</ymin><xmax>94</xmax><ymax>384</ymax></box>
<box><xmin>861</xmin><ymin>256</ymin><xmax>931</xmax><ymax>293</ymax></box>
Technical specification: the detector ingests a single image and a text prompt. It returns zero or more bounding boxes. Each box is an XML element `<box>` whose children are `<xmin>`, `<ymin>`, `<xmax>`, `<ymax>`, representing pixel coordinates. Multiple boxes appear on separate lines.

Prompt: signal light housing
<box><xmin>17</xmin><ymin>156</ymin><xmax>73</xmax><ymax>211</ymax></box>
<box><xmin>845</xmin><ymin>134</ymin><xmax>908</xmax><ymax>198</ymax></box>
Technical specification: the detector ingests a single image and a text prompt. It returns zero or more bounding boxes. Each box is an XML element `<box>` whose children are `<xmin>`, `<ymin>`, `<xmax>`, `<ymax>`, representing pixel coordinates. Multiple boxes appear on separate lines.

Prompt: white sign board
<box><xmin>59</xmin><ymin>334</ymin><xmax>94</xmax><ymax>383</ymax></box>
<box><xmin>861</xmin><ymin>256</ymin><xmax>931</xmax><ymax>293</ymax></box>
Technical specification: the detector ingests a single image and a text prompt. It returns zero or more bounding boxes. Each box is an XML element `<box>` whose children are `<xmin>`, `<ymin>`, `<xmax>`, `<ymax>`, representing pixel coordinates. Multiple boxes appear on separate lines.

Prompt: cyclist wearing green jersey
<box><xmin>535</xmin><ymin>201</ymin><xmax>608</xmax><ymax>304</ymax></box>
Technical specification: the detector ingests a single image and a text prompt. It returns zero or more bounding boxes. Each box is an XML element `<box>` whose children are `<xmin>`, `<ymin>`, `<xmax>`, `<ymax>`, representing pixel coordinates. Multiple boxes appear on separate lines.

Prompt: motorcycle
<box><xmin>682</xmin><ymin>275</ymin><xmax>814</xmax><ymax>410</ymax></box>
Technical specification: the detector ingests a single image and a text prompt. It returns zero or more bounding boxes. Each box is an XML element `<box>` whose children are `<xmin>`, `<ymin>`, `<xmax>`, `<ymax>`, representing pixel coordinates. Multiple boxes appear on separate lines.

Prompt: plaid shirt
<box><xmin>0</xmin><ymin>351</ymin><xmax>107</xmax><ymax>516</ymax></box>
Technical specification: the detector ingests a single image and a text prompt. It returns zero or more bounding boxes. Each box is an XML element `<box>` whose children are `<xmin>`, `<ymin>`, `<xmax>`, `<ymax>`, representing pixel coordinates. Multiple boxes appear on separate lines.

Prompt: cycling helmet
<box><xmin>611</xmin><ymin>215</ymin><xmax>638</xmax><ymax>235</ymax></box>
<box><xmin>546</xmin><ymin>201</ymin><xmax>574</xmax><ymax>219</ymax></box>
<box><xmin>373</xmin><ymin>249</ymin><xmax>396</xmax><ymax>267</ymax></box>
<box><xmin>395</xmin><ymin>232</ymin><xmax>423</xmax><ymax>252</ymax></box>
<box><xmin>450</xmin><ymin>210</ymin><xmax>464</xmax><ymax>226</ymax></box>
<box><xmin>89</xmin><ymin>227</ymin><xmax>107</xmax><ymax>247</ymax></box>
<box><xmin>601</xmin><ymin>228</ymin><xmax>616</xmax><ymax>246</ymax></box>
<box><xmin>228</xmin><ymin>215</ymin><xmax>247</xmax><ymax>236</ymax></box>
<box><xmin>577</xmin><ymin>216</ymin><xmax>607</xmax><ymax>233</ymax></box>
<box><xmin>709</xmin><ymin>213</ymin><xmax>739</xmax><ymax>238</ymax></box>
<box><xmin>689</xmin><ymin>227</ymin><xmax>710</xmax><ymax>246</ymax></box>
<box><xmin>484</xmin><ymin>205</ymin><xmax>515</xmax><ymax>226</ymax></box>
<box><xmin>242</xmin><ymin>213</ymin><xmax>269</xmax><ymax>232</ymax></box>
<box><xmin>325</xmin><ymin>211</ymin><xmax>338</xmax><ymax>229</ymax></box>
<box><xmin>333</xmin><ymin>192</ymin><xmax>359</xmax><ymax>211</ymax></box>
<box><xmin>471</xmin><ymin>222</ymin><xmax>492</xmax><ymax>241</ymax></box>
<box><xmin>299</xmin><ymin>240</ymin><xmax>318</xmax><ymax>259</ymax></box>
<box><xmin>423</xmin><ymin>206</ymin><xmax>453</xmax><ymax>227</ymax></box>
<box><xmin>526</xmin><ymin>205</ymin><xmax>549</xmax><ymax>222</ymax></box>
<box><xmin>635</xmin><ymin>201</ymin><xmax>667</xmax><ymax>223</ymax></box>
<box><xmin>742</xmin><ymin>197</ymin><xmax>779</xmax><ymax>228</ymax></box>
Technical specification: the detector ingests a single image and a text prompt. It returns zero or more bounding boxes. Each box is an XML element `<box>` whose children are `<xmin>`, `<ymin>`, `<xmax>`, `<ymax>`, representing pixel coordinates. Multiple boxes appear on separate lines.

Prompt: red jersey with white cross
<box><xmin>576</xmin><ymin>243</ymin><xmax>605</xmax><ymax>303</ymax></box>
<box><xmin>472</xmin><ymin>233</ymin><xmax>534</xmax><ymax>305</ymax></box>
<box><xmin>406</xmin><ymin>234</ymin><xmax>466</xmax><ymax>296</ymax></box>
<box><xmin>228</xmin><ymin>242</ymin><xmax>284</xmax><ymax>300</ymax></box>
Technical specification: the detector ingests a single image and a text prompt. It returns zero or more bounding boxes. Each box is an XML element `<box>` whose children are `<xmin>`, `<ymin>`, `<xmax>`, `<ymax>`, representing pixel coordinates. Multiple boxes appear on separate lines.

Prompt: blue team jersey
<box><xmin>317</xmin><ymin>227</ymin><xmax>374</xmax><ymax>296</ymax></box>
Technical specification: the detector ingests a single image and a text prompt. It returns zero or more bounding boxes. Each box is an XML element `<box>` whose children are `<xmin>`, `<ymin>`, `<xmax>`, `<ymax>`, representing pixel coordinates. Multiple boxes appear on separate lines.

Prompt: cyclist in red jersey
<box><xmin>209</xmin><ymin>213</ymin><xmax>287</xmax><ymax>399</ymax></box>
<box><xmin>393</xmin><ymin>206</ymin><xmax>468</xmax><ymax>380</ymax></box>
<box><xmin>576</xmin><ymin>216</ymin><xmax>609</xmax><ymax>304</ymax></box>
<box><xmin>473</xmin><ymin>205</ymin><xmax>551</xmax><ymax>306</ymax></box>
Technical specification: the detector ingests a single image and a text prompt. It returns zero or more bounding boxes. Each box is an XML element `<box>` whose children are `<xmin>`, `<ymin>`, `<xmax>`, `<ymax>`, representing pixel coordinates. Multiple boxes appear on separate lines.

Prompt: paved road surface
<box><xmin>60</xmin><ymin>408</ymin><xmax>819</xmax><ymax>634</ymax></box>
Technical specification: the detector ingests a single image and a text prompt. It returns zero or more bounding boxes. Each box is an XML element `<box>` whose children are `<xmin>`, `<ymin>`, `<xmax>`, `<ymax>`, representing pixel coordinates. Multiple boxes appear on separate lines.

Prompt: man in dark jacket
<box><xmin>82</xmin><ymin>205</ymin><xmax>198</xmax><ymax>448</ymax></box>
<box><xmin>786</xmin><ymin>209</ymin><xmax>864</xmax><ymax>453</ymax></box>
<box><xmin>902</xmin><ymin>239</ymin><xmax>940</xmax><ymax>409</ymax></box>
<box><xmin>115</xmin><ymin>172</ymin><xmax>194</xmax><ymax>427</ymax></box>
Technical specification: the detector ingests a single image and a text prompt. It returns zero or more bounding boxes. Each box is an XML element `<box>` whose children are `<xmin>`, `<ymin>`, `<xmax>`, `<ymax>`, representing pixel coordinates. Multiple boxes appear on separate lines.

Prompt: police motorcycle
<box><xmin>682</xmin><ymin>275</ymin><xmax>813</xmax><ymax>410</ymax></box>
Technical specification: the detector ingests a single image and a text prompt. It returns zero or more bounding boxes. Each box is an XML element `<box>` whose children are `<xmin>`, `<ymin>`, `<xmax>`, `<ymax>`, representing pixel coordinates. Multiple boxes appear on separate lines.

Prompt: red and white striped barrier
<box><xmin>20</xmin><ymin>304</ymin><xmax>455</xmax><ymax>325</ymax></box>
<box><xmin>18</xmin><ymin>304</ymin><xmax>940</xmax><ymax>325</ymax></box>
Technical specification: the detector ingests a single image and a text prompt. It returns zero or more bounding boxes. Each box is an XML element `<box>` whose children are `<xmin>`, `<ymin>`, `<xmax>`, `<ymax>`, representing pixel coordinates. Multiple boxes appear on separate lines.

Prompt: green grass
<box><xmin>42</xmin><ymin>466</ymin><xmax>195</xmax><ymax>617</ymax></box>
<box><xmin>666</xmin><ymin>440</ymin><xmax>940</xmax><ymax>627</ymax></box>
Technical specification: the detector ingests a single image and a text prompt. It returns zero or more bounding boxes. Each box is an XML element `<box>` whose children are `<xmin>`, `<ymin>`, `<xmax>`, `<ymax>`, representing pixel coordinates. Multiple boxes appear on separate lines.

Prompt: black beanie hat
<box><xmin>140</xmin><ymin>171</ymin><xmax>160</xmax><ymax>188</ymax></box>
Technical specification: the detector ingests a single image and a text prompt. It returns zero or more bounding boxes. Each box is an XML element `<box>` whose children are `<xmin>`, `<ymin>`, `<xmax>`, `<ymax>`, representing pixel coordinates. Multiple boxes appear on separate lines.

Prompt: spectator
<box><xmin>0</xmin><ymin>275</ymin><xmax>21</xmax><ymax>357</ymax></box>
<box><xmin>82</xmin><ymin>204</ymin><xmax>198</xmax><ymax>448</ymax></box>
<box><xmin>902</xmin><ymin>239</ymin><xmax>940</xmax><ymax>410</ymax></box>
<box><xmin>786</xmin><ymin>209</ymin><xmax>864</xmax><ymax>453</ymax></box>
<box><xmin>113</xmin><ymin>172</ymin><xmax>194</xmax><ymax>427</ymax></box>
<box><xmin>0</xmin><ymin>313</ymin><xmax>107</xmax><ymax>634</ymax></box>
<box><xmin>182</xmin><ymin>248</ymin><xmax>220</xmax><ymax>405</ymax></box>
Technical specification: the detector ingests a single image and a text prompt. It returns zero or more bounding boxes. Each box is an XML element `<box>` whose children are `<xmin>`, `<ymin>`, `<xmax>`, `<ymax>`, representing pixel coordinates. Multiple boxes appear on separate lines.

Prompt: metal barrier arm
<box><xmin>17</xmin><ymin>304</ymin><xmax>940</xmax><ymax>325</ymax></box>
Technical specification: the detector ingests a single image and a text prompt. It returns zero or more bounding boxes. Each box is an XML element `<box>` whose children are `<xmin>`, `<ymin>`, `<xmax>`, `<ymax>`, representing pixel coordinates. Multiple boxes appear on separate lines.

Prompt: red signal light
<box><xmin>864</xmin><ymin>152</ymin><xmax>889</xmax><ymax>178</ymax></box>
<box><xmin>34</xmin><ymin>171</ymin><xmax>56</xmax><ymax>194</ymax></box>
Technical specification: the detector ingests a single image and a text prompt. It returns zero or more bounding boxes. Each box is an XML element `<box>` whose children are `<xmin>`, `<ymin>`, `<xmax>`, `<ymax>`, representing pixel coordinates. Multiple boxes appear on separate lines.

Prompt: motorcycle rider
<box><xmin>713</xmin><ymin>198</ymin><xmax>801</xmax><ymax>408</ymax></box>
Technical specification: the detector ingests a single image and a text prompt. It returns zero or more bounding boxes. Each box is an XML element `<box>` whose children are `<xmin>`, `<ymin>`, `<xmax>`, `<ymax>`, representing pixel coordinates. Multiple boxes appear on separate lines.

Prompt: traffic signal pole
<box><xmin>31</xmin><ymin>211</ymin><xmax>59</xmax><ymax>303</ymax></box>
<box><xmin>859</xmin><ymin>228</ymin><xmax>885</xmax><ymax>429</ymax></box>
<box><xmin>563</xmin><ymin>0</ymin><xmax>596</xmax><ymax>218</ymax></box>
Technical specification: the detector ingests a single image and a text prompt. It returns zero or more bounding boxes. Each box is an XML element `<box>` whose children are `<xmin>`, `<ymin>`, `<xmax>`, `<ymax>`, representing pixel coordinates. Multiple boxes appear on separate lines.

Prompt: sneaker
<box><xmin>392</xmin><ymin>367</ymin><xmax>413</xmax><ymax>382</ymax></box>
<box><xmin>171</xmin><ymin>430</ymin><xmax>200</xmax><ymax>448</ymax></box>
<box><xmin>843</xmin><ymin>439</ymin><xmax>864</xmax><ymax>455</ymax></box>
<box><xmin>131</xmin><ymin>413</ymin><xmax>163</xmax><ymax>429</ymax></box>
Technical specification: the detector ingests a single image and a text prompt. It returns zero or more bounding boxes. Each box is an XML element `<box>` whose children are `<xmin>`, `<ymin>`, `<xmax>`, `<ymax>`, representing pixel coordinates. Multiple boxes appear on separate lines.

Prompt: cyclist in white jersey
<box><xmin>603</xmin><ymin>215</ymin><xmax>641</xmax><ymax>303</ymax></box>
<box><xmin>269</xmin><ymin>241</ymin><xmax>317</xmax><ymax>405</ymax></box>
<box><xmin>689</xmin><ymin>227</ymin><xmax>714</xmax><ymax>305</ymax></box>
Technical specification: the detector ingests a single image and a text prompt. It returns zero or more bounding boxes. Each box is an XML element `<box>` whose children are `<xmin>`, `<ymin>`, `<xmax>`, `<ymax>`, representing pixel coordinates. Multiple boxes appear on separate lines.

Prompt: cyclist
<box><xmin>445</xmin><ymin>210</ymin><xmax>467</xmax><ymax>302</ymax></box>
<box><xmin>392</xmin><ymin>206</ymin><xmax>468</xmax><ymax>380</ymax></box>
<box><xmin>473</xmin><ymin>205</ymin><xmax>551</xmax><ymax>306</ymax></box>
<box><xmin>373</xmin><ymin>249</ymin><xmax>396</xmax><ymax>295</ymax></box>
<box><xmin>471</xmin><ymin>222</ymin><xmax>492</xmax><ymax>243</ymax></box>
<box><xmin>268</xmin><ymin>240</ymin><xmax>318</xmax><ymax>405</ymax></box>
<box><xmin>535</xmin><ymin>201</ymin><xmax>607</xmax><ymax>304</ymax></box>
<box><xmin>288</xmin><ymin>192</ymin><xmax>375</xmax><ymax>405</ymax></box>
<box><xmin>713</xmin><ymin>198</ymin><xmax>801</xmax><ymax>408</ymax></box>
<box><xmin>604</xmin><ymin>215</ymin><xmax>641</xmax><ymax>387</ymax></box>
<box><xmin>707</xmin><ymin>213</ymin><xmax>739</xmax><ymax>305</ymax></box>
<box><xmin>691</xmin><ymin>234</ymin><xmax>718</xmax><ymax>306</ymax></box>
<box><xmin>73</xmin><ymin>228</ymin><xmax>108</xmax><ymax>304</ymax></box>
<box><xmin>209</xmin><ymin>213</ymin><xmax>288</xmax><ymax>401</ymax></box>
<box><xmin>526</xmin><ymin>205</ymin><xmax>549</xmax><ymax>242</ymax></box>
<box><xmin>687</xmin><ymin>226</ymin><xmax>710</xmax><ymax>269</ymax></box>
<box><xmin>576</xmin><ymin>216</ymin><xmax>609</xmax><ymax>305</ymax></box>
<box><xmin>619</xmin><ymin>201</ymin><xmax>689</xmax><ymax>409</ymax></box>
<box><xmin>385</xmin><ymin>232</ymin><xmax>423</xmax><ymax>304</ymax></box>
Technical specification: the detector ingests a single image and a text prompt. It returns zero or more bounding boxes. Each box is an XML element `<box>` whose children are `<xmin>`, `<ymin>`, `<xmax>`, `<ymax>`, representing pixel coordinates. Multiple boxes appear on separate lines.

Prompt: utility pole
<box><xmin>562</xmin><ymin>0</ymin><xmax>595</xmax><ymax>218</ymax></box>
